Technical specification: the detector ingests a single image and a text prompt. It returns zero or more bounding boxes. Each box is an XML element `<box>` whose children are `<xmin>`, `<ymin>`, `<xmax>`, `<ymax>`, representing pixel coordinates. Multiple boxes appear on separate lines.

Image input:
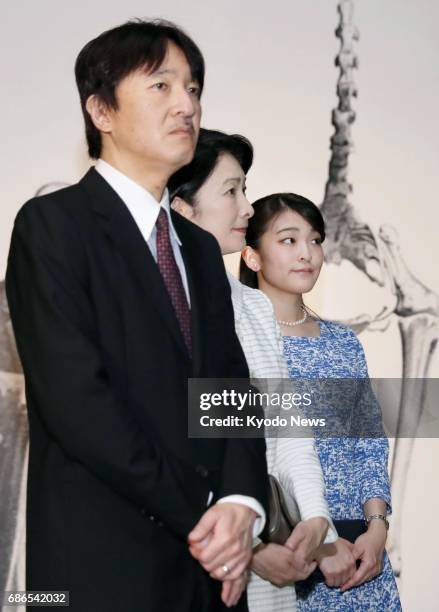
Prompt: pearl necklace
<box><xmin>277</xmin><ymin>307</ymin><xmax>308</xmax><ymax>327</ymax></box>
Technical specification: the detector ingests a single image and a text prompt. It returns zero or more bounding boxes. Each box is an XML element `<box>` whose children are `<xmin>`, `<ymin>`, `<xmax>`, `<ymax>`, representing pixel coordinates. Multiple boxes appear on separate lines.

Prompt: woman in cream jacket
<box><xmin>169</xmin><ymin>129</ymin><xmax>337</xmax><ymax>611</ymax></box>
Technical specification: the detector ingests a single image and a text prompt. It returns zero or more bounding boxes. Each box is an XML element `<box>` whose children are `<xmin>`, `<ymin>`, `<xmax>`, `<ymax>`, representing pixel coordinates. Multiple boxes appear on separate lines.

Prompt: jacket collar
<box><xmin>79</xmin><ymin>168</ymin><xmax>204</xmax><ymax>371</ymax></box>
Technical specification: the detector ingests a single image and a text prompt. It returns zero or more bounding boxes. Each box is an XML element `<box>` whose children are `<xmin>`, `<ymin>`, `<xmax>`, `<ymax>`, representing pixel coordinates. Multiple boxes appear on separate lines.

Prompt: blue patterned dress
<box><xmin>282</xmin><ymin>320</ymin><xmax>401</xmax><ymax>612</ymax></box>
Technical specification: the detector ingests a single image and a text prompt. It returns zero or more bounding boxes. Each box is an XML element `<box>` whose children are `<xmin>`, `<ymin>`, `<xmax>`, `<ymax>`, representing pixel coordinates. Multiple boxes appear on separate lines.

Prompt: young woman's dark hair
<box><xmin>239</xmin><ymin>193</ymin><xmax>326</xmax><ymax>289</ymax></box>
<box><xmin>168</xmin><ymin>128</ymin><xmax>253</xmax><ymax>204</ymax></box>
<box><xmin>75</xmin><ymin>19</ymin><xmax>205</xmax><ymax>159</ymax></box>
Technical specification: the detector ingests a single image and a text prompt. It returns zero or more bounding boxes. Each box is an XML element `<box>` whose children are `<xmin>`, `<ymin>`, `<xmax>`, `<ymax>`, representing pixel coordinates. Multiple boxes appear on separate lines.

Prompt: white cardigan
<box><xmin>227</xmin><ymin>273</ymin><xmax>337</xmax><ymax>612</ymax></box>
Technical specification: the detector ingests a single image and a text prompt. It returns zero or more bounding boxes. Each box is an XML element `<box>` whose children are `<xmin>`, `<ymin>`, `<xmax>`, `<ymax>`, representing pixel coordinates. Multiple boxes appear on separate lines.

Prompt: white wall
<box><xmin>1</xmin><ymin>1</ymin><xmax>438</xmax><ymax>609</ymax></box>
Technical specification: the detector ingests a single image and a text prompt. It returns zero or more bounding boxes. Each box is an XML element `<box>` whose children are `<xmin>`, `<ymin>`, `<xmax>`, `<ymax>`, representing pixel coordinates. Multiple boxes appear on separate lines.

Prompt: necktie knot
<box><xmin>156</xmin><ymin>207</ymin><xmax>169</xmax><ymax>231</ymax></box>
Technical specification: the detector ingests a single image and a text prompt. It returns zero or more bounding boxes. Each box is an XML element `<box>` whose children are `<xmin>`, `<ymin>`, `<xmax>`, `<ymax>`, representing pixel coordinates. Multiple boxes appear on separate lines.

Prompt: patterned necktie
<box><xmin>155</xmin><ymin>208</ymin><xmax>192</xmax><ymax>353</ymax></box>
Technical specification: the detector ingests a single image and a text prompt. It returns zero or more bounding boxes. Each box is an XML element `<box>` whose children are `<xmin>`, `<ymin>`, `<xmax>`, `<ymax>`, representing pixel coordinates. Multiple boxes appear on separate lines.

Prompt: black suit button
<box><xmin>140</xmin><ymin>509</ymin><xmax>162</xmax><ymax>525</ymax></box>
<box><xmin>195</xmin><ymin>464</ymin><xmax>209</xmax><ymax>478</ymax></box>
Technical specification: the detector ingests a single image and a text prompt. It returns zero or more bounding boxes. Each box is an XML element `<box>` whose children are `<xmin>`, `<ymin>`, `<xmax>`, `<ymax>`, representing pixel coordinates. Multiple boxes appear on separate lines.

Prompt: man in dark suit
<box><xmin>6</xmin><ymin>20</ymin><xmax>268</xmax><ymax>611</ymax></box>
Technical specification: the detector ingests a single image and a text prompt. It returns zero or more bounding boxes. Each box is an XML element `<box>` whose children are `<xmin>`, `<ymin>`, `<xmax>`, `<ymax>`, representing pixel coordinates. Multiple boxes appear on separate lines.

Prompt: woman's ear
<box><xmin>85</xmin><ymin>94</ymin><xmax>113</xmax><ymax>133</ymax></box>
<box><xmin>241</xmin><ymin>245</ymin><xmax>261</xmax><ymax>272</ymax></box>
<box><xmin>171</xmin><ymin>196</ymin><xmax>195</xmax><ymax>220</ymax></box>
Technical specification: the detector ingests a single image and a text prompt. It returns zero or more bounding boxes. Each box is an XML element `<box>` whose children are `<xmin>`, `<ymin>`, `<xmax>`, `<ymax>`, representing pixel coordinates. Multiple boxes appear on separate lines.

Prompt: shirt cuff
<box><xmin>300</xmin><ymin>510</ymin><xmax>338</xmax><ymax>544</ymax></box>
<box><xmin>323</xmin><ymin>518</ymin><xmax>338</xmax><ymax>544</ymax></box>
<box><xmin>216</xmin><ymin>495</ymin><xmax>266</xmax><ymax>538</ymax></box>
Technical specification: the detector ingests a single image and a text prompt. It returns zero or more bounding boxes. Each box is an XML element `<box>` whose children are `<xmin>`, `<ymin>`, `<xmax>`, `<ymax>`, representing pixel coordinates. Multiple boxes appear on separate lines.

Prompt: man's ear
<box><xmin>171</xmin><ymin>196</ymin><xmax>195</xmax><ymax>220</ymax></box>
<box><xmin>85</xmin><ymin>94</ymin><xmax>113</xmax><ymax>133</ymax></box>
<box><xmin>241</xmin><ymin>245</ymin><xmax>261</xmax><ymax>272</ymax></box>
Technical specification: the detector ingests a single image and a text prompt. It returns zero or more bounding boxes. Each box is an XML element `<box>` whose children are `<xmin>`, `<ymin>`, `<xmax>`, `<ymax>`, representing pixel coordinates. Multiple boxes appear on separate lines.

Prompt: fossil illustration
<box><xmin>321</xmin><ymin>0</ymin><xmax>439</xmax><ymax>578</ymax></box>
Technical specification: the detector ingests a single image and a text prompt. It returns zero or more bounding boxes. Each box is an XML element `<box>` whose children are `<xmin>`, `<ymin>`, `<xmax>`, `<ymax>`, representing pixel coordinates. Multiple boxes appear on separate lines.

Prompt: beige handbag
<box><xmin>267</xmin><ymin>474</ymin><xmax>301</xmax><ymax>544</ymax></box>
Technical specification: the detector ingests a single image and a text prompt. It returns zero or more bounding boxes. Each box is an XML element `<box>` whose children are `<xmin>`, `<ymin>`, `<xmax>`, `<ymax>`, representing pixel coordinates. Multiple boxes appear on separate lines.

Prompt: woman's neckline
<box><xmin>282</xmin><ymin>319</ymin><xmax>324</xmax><ymax>339</ymax></box>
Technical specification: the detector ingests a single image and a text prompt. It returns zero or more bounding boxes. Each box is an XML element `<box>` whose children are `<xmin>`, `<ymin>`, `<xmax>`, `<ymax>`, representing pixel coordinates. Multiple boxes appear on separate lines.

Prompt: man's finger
<box><xmin>221</xmin><ymin>578</ymin><xmax>245</xmax><ymax>607</ymax></box>
<box><xmin>188</xmin><ymin>508</ymin><xmax>218</xmax><ymax>543</ymax></box>
<box><xmin>210</xmin><ymin>556</ymin><xmax>249</xmax><ymax>581</ymax></box>
<box><xmin>221</xmin><ymin>580</ymin><xmax>233</xmax><ymax>606</ymax></box>
<box><xmin>230</xmin><ymin>580</ymin><xmax>245</xmax><ymax>607</ymax></box>
<box><xmin>195</xmin><ymin>533</ymin><xmax>238</xmax><ymax>567</ymax></box>
<box><xmin>197</xmin><ymin>521</ymin><xmax>251</xmax><ymax>567</ymax></box>
<box><xmin>188</xmin><ymin>534</ymin><xmax>212</xmax><ymax>557</ymax></box>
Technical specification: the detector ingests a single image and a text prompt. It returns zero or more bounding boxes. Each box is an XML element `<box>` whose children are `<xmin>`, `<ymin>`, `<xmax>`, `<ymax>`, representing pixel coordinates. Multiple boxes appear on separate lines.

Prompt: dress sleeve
<box><xmin>355</xmin><ymin>437</ymin><xmax>392</xmax><ymax>513</ymax></box>
<box><xmin>349</xmin><ymin>329</ymin><xmax>392</xmax><ymax>513</ymax></box>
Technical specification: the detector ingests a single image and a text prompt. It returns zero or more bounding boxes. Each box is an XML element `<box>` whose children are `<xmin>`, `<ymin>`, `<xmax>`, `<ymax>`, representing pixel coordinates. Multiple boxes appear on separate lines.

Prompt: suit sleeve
<box><xmin>204</xmin><ymin>237</ymin><xmax>269</xmax><ymax>514</ymax></box>
<box><xmin>6</xmin><ymin>201</ymin><xmax>208</xmax><ymax>539</ymax></box>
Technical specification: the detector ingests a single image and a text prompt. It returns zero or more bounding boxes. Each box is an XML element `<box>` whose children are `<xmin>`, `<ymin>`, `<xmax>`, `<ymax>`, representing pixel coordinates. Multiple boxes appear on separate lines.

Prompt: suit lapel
<box><xmin>80</xmin><ymin>168</ymin><xmax>191</xmax><ymax>361</ymax></box>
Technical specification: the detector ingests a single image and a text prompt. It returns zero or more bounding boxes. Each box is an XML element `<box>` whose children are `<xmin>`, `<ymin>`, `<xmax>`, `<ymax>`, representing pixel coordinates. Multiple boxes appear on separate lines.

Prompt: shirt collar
<box><xmin>94</xmin><ymin>159</ymin><xmax>182</xmax><ymax>245</ymax></box>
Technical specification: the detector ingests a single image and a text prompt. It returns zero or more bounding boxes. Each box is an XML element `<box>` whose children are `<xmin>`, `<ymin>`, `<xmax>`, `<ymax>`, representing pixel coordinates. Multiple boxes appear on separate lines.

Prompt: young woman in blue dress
<box><xmin>240</xmin><ymin>193</ymin><xmax>402</xmax><ymax>611</ymax></box>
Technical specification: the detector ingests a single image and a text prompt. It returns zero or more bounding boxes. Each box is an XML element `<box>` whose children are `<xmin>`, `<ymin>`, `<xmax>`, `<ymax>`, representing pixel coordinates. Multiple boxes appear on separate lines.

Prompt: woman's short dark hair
<box><xmin>75</xmin><ymin>19</ymin><xmax>205</xmax><ymax>159</ymax></box>
<box><xmin>239</xmin><ymin>193</ymin><xmax>326</xmax><ymax>289</ymax></box>
<box><xmin>168</xmin><ymin>128</ymin><xmax>253</xmax><ymax>204</ymax></box>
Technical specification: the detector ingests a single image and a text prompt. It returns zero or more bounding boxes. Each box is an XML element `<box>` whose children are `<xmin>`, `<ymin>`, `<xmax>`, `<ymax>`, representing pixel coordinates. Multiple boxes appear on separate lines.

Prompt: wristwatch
<box><xmin>365</xmin><ymin>513</ymin><xmax>389</xmax><ymax>530</ymax></box>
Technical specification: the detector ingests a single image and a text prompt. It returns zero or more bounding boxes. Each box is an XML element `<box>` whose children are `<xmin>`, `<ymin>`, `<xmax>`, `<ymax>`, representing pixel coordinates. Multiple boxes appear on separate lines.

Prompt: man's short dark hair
<box><xmin>168</xmin><ymin>128</ymin><xmax>254</xmax><ymax>205</ymax></box>
<box><xmin>75</xmin><ymin>19</ymin><xmax>205</xmax><ymax>159</ymax></box>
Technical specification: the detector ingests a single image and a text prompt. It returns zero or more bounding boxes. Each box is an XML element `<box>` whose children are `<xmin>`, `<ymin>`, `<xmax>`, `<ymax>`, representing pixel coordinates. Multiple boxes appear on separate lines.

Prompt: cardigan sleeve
<box><xmin>229</xmin><ymin>276</ymin><xmax>338</xmax><ymax>542</ymax></box>
<box><xmin>274</xmin><ymin>435</ymin><xmax>338</xmax><ymax>543</ymax></box>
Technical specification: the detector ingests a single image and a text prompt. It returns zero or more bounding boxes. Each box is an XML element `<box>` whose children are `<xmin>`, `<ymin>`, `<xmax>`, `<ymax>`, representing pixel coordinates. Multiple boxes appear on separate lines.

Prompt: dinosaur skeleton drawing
<box><xmin>321</xmin><ymin>0</ymin><xmax>439</xmax><ymax>578</ymax></box>
<box><xmin>0</xmin><ymin>281</ymin><xmax>26</xmax><ymax>597</ymax></box>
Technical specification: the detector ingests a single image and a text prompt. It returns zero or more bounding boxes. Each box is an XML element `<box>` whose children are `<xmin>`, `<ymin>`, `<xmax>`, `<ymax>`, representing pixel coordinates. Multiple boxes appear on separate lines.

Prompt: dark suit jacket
<box><xmin>6</xmin><ymin>168</ymin><xmax>268</xmax><ymax>612</ymax></box>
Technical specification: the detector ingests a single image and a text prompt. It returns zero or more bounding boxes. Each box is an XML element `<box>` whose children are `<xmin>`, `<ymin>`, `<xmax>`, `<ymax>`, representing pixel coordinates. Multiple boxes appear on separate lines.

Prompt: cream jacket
<box><xmin>228</xmin><ymin>273</ymin><xmax>337</xmax><ymax>612</ymax></box>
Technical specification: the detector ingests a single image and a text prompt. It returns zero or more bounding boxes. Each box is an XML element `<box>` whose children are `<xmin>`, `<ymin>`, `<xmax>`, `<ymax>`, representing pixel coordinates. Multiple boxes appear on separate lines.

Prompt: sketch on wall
<box><xmin>0</xmin><ymin>281</ymin><xmax>26</xmax><ymax>596</ymax></box>
<box><xmin>321</xmin><ymin>0</ymin><xmax>439</xmax><ymax>577</ymax></box>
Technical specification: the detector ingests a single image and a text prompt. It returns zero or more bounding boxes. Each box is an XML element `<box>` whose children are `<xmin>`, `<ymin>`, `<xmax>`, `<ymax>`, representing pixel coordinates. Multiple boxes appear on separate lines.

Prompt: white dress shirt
<box><xmin>94</xmin><ymin>159</ymin><xmax>265</xmax><ymax>536</ymax></box>
<box><xmin>95</xmin><ymin>159</ymin><xmax>191</xmax><ymax>303</ymax></box>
